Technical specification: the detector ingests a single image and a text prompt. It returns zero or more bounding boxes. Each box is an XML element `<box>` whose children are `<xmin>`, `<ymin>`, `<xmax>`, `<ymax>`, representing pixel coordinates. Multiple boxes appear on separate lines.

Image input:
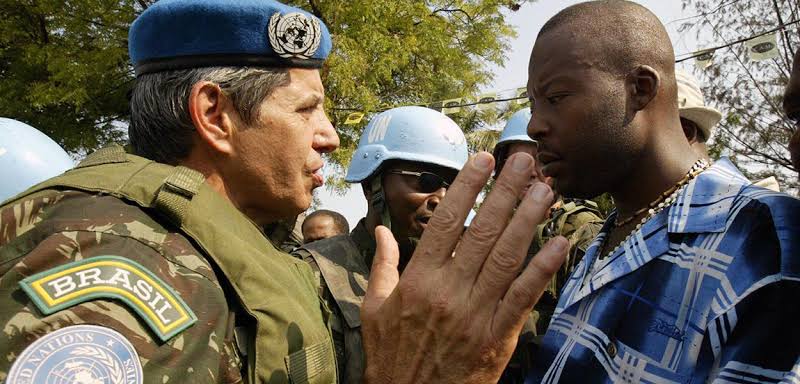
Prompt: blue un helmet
<box><xmin>0</xmin><ymin>118</ymin><xmax>74</xmax><ymax>203</ymax></box>
<box><xmin>345</xmin><ymin>106</ymin><xmax>469</xmax><ymax>230</ymax></box>
<box><xmin>492</xmin><ymin>108</ymin><xmax>535</xmax><ymax>176</ymax></box>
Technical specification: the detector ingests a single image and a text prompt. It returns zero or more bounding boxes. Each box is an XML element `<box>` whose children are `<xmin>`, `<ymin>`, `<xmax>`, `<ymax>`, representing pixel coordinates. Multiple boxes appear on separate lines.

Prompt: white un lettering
<box><xmin>367</xmin><ymin>115</ymin><xmax>392</xmax><ymax>143</ymax></box>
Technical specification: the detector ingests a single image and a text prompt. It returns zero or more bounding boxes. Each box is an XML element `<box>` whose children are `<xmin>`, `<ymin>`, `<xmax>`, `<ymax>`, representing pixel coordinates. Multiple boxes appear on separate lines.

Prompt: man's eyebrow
<box><xmin>299</xmin><ymin>94</ymin><xmax>323</xmax><ymax>105</ymax></box>
<box><xmin>537</xmin><ymin>74</ymin><xmax>575</xmax><ymax>96</ymax></box>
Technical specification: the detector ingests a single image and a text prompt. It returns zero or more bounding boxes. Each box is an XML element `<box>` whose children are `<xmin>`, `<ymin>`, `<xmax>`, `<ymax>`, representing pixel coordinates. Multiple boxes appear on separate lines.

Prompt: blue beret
<box><xmin>129</xmin><ymin>0</ymin><xmax>332</xmax><ymax>76</ymax></box>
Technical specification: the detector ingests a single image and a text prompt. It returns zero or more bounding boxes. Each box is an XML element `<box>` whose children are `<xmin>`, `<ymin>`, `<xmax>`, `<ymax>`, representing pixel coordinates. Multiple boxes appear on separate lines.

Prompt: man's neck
<box><xmin>179</xmin><ymin>155</ymin><xmax>279</xmax><ymax>227</ymax></box>
<box><xmin>609</xmin><ymin>134</ymin><xmax>701</xmax><ymax>219</ymax></box>
<box><xmin>365</xmin><ymin>210</ymin><xmax>381</xmax><ymax>240</ymax></box>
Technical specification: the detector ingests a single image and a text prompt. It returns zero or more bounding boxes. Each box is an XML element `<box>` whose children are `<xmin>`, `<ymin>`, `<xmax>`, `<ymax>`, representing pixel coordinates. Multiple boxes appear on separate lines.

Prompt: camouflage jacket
<box><xmin>265</xmin><ymin>213</ymin><xmax>306</xmax><ymax>253</ymax></box>
<box><xmin>534</xmin><ymin>199</ymin><xmax>605</xmax><ymax>312</ymax></box>
<box><xmin>292</xmin><ymin>219</ymin><xmax>373</xmax><ymax>384</ymax></box>
<box><xmin>499</xmin><ymin>199</ymin><xmax>604</xmax><ymax>384</ymax></box>
<box><xmin>0</xmin><ymin>147</ymin><xmax>336</xmax><ymax>384</ymax></box>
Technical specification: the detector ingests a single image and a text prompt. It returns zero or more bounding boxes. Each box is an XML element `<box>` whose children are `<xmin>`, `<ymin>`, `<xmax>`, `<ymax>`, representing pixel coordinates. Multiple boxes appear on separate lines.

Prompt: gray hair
<box><xmin>129</xmin><ymin>67</ymin><xmax>290</xmax><ymax>164</ymax></box>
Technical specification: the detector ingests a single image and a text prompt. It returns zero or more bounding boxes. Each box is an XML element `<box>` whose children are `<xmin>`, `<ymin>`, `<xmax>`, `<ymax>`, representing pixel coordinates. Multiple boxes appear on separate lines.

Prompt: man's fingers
<box><xmin>454</xmin><ymin>153</ymin><xmax>537</xmax><ymax>279</ymax></box>
<box><xmin>492</xmin><ymin>236</ymin><xmax>568</xmax><ymax>340</ymax></box>
<box><xmin>406</xmin><ymin>152</ymin><xmax>494</xmax><ymax>273</ymax></box>
<box><xmin>473</xmin><ymin>181</ymin><xmax>554</xmax><ymax>302</ymax></box>
<box><xmin>363</xmin><ymin>226</ymin><xmax>400</xmax><ymax>317</ymax></box>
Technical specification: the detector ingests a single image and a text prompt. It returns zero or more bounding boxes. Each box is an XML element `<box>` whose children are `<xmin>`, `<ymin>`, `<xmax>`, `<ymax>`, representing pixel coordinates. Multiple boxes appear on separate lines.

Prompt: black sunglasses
<box><xmin>387</xmin><ymin>170</ymin><xmax>452</xmax><ymax>193</ymax></box>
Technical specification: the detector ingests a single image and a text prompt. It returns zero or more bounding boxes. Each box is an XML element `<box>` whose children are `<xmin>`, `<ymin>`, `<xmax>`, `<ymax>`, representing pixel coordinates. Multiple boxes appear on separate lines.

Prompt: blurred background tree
<box><xmin>0</xmin><ymin>0</ymin><xmax>522</xmax><ymax>176</ymax></box>
<box><xmin>0</xmin><ymin>0</ymin><xmax>144</xmax><ymax>156</ymax></box>
<box><xmin>679</xmin><ymin>0</ymin><xmax>799</xmax><ymax>193</ymax></box>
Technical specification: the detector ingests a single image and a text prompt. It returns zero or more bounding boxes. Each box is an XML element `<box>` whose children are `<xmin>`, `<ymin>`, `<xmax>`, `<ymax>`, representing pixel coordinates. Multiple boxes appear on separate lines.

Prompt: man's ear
<box><xmin>626</xmin><ymin>65</ymin><xmax>660</xmax><ymax>112</ymax></box>
<box><xmin>188</xmin><ymin>81</ymin><xmax>237</xmax><ymax>155</ymax></box>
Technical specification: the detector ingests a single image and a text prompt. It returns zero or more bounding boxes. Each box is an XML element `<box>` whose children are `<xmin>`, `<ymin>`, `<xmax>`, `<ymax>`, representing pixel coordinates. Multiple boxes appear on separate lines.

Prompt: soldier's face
<box><xmin>504</xmin><ymin>142</ymin><xmax>546</xmax><ymax>195</ymax></box>
<box><xmin>302</xmin><ymin>216</ymin><xmax>340</xmax><ymax>243</ymax></box>
<box><xmin>229</xmin><ymin>68</ymin><xmax>339</xmax><ymax>223</ymax></box>
<box><xmin>527</xmin><ymin>30</ymin><xmax>638</xmax><ymax>199</ymax></box>
<box><xmin>382</xmin><ymin>162</ymin><xmax>458</xmax><ymax>239</ymax></box>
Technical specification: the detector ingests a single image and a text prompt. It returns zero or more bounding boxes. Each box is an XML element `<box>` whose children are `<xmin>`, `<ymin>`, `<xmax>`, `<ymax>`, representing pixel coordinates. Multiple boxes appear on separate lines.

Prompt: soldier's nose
<box><xmin>426</xmin><ymin>189</ymin><xmax>445</xmax><ymax>211</ymax></box>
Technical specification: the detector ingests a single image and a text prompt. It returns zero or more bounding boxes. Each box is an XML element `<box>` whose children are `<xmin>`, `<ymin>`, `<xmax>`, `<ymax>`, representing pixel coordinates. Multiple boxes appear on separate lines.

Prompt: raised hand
<box><xmin>361</xmin><ymin>151</ymin><xmax>568</xmax><ymax>384</ymax></box>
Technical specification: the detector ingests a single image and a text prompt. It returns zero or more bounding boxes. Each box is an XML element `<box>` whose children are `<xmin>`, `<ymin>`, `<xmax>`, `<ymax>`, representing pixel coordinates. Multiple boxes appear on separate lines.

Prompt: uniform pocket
<box><xmin>284</xmin><ymin>340</ymin><xmax>336</xmax><ymax>384</ymax></box>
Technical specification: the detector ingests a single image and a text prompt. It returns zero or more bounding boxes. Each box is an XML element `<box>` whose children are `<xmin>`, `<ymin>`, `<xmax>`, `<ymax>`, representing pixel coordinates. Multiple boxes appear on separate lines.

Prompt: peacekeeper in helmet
<box><xmin>0</xmin><ymin>118</ymin><xmax>74</xmax><ymax>203</ymax></box>
<box><xmin>292</xmin><ymin>106</ymin><xmax>469</xmax><ymax>383</ymax></box>
<box><xmin>493</xmin><ymin>109</ymin><xmax>605</xmax><ymax>384</ymax></box>
<box><xmin>0</xmin><ymin>1</ymin><xmax>342</xmax><ymax>382</ymax></box>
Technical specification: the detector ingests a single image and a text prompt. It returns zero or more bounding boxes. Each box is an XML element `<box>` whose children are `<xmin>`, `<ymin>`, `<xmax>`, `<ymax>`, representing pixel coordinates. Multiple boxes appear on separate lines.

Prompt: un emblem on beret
<box><xmin>7</xmin><ymin>325</ymin><xmax>143</xmax><ymax>384</ymax></box>
<box><xmin>269</xmin><ymin>12</ymin><xmax>322</xmax><ymax>59</ymax></box>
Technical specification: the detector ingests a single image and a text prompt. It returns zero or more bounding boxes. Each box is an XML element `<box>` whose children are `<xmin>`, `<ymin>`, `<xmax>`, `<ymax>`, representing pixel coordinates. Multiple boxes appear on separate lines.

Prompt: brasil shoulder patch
<box><xmin>20</xmin><ymin>255</ymin><xmax>197</xmax><ymax>342</ymax></box>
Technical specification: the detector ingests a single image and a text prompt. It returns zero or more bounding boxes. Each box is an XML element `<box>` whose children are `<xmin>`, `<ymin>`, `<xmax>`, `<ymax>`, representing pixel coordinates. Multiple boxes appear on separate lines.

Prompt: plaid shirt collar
<box><xmin>560</xmin><ymin>158</ymin><xmax>752</xmax><ymax>310</ymax></box>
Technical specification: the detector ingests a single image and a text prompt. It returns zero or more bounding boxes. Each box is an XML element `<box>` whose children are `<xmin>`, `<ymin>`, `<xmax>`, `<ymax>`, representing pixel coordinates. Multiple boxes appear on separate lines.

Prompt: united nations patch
<box><xmin>7</xmin><ymin>325</ymin><xmax>143</xmax><ymax>384</ymax></box>
<box><xmin>268</xmin><ymin>12</ymin><xmax>322</xmax><ymax>59</ymax></box>
<box><xmin>19</xmin><ymin>256</ymin><xmax>197</xmax><ymax>342</ymax></box>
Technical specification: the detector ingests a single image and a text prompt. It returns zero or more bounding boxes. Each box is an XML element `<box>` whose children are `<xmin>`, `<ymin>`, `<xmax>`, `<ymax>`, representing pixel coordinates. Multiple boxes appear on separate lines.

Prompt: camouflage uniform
<box><xmin>499</xmin><ymin>199</ymin><xmax>604</xmax><ymax>384</ymax></box>
<box><xmin>0</xmin><ymin>147</ymin><xmax>337</xmax><ymax>384</ymax></box>
<box><xmin>292</xmin><ymin>219</ymin><xmax>374</xmax><ymax>384</ymax></box>
<box><xmin>531</xmin><ymin>199</ymin><xmax>605</xmax><ymax>331</ymax></box>
<box><xmin>266</xmin><ymin>213</ymin><xmax>306</xmax><ymax>253</ymax></box>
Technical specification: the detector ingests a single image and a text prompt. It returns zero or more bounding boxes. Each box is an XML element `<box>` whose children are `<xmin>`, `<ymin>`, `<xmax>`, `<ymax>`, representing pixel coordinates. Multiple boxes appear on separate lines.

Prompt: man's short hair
<box><xmin>302</xmin><ymin>209</ymin><xmax>350</xmax><ymax>235</ymax></box>
<box><xmin>129</xmin><ymin>67</ymin><xmax>289</xmax><ymax>165</ymax></box>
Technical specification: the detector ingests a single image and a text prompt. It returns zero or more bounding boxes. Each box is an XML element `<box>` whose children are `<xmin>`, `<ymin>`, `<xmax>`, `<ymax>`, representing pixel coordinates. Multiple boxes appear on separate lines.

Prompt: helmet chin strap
<box><xmin>370</xmin><ymin>172</ymin><xmax>421</xmax><ymax>271</ymax></box>
<box><xmin>370</xmin><ymin>174</ymin><xmax>393</xmax><ymax>232</ymax></box>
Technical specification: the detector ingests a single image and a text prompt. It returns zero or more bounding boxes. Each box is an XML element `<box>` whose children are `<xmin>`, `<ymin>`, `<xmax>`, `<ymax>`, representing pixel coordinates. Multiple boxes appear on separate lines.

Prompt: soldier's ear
<box><xmin>188</xmin><ymin>81</ymin><xmax>237</xmax><ymax>156</ymax></box>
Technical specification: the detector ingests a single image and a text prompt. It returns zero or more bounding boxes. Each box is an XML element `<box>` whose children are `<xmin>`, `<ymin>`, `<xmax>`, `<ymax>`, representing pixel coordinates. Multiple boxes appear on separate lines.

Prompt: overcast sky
<box><xmin>317</xmin><ymin>0</ymin><xmax>703</xmax><ymax>228</ymax></box>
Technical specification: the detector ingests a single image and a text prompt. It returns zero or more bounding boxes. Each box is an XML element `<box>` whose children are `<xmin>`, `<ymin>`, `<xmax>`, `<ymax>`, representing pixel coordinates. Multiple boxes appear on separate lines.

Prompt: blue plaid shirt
<box><xmin>526</xmin><ymin>159</ymin><xmax>800</xmax><ymax>383</ymax></box>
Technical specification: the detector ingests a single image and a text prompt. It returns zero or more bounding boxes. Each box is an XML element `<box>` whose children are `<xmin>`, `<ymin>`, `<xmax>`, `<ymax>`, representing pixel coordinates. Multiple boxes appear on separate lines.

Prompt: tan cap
<box><xmin>676</xmin><ymin>69</ymin><xmax>722</xmax><ymax>142</ymax></box>
<box><xmin>753</xmin><ymin>176</ymin><xmax>780</xmax><ymax>192</ymax></box>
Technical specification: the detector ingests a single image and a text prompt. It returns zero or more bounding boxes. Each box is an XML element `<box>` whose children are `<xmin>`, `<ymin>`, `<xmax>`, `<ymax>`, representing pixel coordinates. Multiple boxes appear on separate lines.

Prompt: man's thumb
<box><xmin>363</xmin><ymin>225</ymin><xmax>400</xmax><ymax>313</ymax></box>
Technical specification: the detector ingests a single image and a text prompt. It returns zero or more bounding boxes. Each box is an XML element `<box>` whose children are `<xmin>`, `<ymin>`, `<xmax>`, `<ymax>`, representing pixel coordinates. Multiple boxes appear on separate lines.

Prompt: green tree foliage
<box><xmin>679</xmin><ymin>0</ymin><xmax>799</xmax><ymax>193</ymax></box>
<box><xmin>465</xmin><ymin>101</ymin><xmax>525</xmax><ymax>154</ymax></box>
<box><xmin>0</xmin><ymin>0</ymin><xmax>145</xmax><ymax>155</ymax></box>
<box><xmin>1</xmin><ymin>1</ymin><xmax>518</xmax><ymax>180</ymax></box>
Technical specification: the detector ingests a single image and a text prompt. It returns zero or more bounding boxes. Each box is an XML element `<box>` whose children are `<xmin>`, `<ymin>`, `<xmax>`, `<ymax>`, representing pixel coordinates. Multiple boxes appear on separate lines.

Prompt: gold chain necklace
<box><xmin>613</xmin><ymin>159</ymin><xmax>710</xmax><ymax>227</ymax></box>
<box><xmin>599</xmin><ymin>159</ymin><xmax>711</xmax><ymax>261</ymax></box>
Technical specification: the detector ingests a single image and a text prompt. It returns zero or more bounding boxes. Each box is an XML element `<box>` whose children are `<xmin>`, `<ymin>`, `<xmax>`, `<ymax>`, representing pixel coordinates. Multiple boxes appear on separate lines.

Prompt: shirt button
<box><xmin>606</xmin><ymin>341</ymin><xmax>617</xmax><ymax>357</ymax></box>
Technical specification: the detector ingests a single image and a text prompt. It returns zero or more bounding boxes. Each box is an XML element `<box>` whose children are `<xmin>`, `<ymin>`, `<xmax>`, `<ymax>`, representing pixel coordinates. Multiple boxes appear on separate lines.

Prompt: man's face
<box><xmin>783</xmin><ymin>48</ymin><xmax>800</xmax><ymax>173</ymax></box>
<box><xmin>381</xmin><ymin>161</ymin><xmax>459</xmax><ymax>239</ymax></box>
<box><xmin>504</xmin><ymin>142</ymin><xmax>547</xmax><ymax>193</ymax></box>
<box><xmin>302</xmin><ymin>215</ymin><xmax>340</xmax><ymax>243</ymax></box>
<box><xmin>527</xmin><ymin>31</ymin><xmax>640</xmax><ymax>198</ymax></box>
<box><xmin>226</xmin><ymin>68</ymin><xmax>339</xmax><ymax>223</ymax></box>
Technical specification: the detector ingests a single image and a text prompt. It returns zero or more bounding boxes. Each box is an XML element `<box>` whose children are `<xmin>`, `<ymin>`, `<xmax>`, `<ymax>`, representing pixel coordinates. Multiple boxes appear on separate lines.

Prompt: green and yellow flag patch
<box><xmin>20</xmin><ymin>255</ymin><xmax>197</xmax><ymax>342</ymax></box>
